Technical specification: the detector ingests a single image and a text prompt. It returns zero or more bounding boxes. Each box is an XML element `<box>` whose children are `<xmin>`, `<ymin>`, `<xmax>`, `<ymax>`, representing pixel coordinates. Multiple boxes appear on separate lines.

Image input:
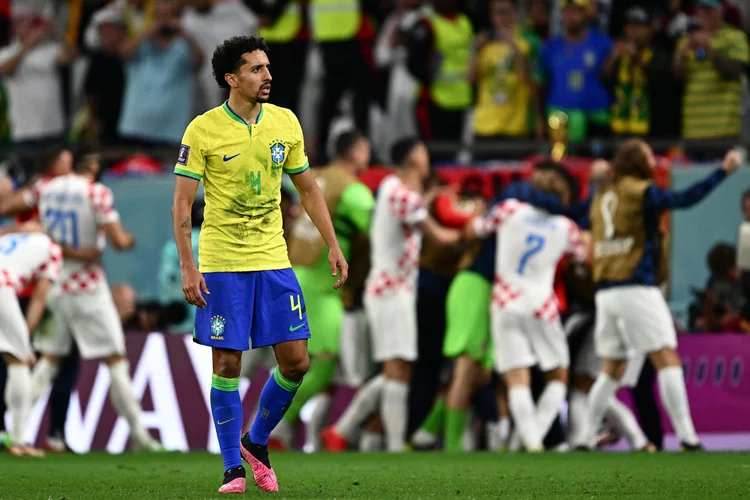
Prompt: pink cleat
<box><xmin>240</xmin><ymin>433</ymin><xmax>279</xmax><ymax>492</ymax></box>
<box><xmin>218</xmin><ymin>477</ymin><xmax>246</xmax><ymax>494</ymax></box>
<box><xmin>217</xmin><ymin>466</ymin><xmax>247</xmax><ymax>494</ymax></box>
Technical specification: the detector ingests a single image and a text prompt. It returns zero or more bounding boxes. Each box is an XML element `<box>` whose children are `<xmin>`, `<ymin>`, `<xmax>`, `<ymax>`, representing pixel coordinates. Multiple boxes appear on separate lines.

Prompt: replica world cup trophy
<box><xmin>548</xmin><ymin>111</ymin><xmax>569</xmax><ymax>161</ymax></box>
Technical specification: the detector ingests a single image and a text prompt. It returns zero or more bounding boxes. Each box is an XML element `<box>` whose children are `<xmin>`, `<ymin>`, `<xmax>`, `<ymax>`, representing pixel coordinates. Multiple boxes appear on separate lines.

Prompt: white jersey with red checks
<box><xmin>24</xmin><ymin>174</ymin><xmax>119</xmax><ymax>293</ymax></box>
<box><xmin>473</xmin><ymin>199</ymin><xmax>586</xmax><ymax>321</ymax></box>
<box><xmin>365</xmin><ymin>175</ymin><xmax>428</xmax><ymax>297</ymax></box>
<box><xmin>0</xmin><ymin>233</ymin><xmax>61</xmax><ymax>293</ymax></box>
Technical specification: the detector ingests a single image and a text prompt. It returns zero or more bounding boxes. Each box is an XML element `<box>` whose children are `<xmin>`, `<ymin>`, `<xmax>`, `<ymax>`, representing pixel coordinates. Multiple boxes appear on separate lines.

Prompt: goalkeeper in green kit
<box><xmin>269</xmin><ymin>131</ymin><xmax>374</xmax><ymax>449</ymax></box>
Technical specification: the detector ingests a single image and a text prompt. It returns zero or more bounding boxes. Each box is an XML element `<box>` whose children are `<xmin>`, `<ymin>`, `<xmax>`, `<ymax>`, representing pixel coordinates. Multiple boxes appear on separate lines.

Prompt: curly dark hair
<box><xmin>211</xmin><ymin>35</ymin><xmax>269</xmax><ymax>90</ymax></box>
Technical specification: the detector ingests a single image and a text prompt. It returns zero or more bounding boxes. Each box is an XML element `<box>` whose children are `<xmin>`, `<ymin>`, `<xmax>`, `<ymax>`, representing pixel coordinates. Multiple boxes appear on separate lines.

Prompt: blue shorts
<box><xmin>194</xmin><ymin>269</ymin><xmax>311</xmax><ymax>351</ymax></box>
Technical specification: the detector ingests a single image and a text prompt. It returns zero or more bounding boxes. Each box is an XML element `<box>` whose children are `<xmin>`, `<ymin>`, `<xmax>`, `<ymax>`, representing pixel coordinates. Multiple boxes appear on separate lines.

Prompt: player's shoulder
<box><xmin>261</xmin><ymin>103</ymin><xmax>300</xmax><ymax>129</ymax></box>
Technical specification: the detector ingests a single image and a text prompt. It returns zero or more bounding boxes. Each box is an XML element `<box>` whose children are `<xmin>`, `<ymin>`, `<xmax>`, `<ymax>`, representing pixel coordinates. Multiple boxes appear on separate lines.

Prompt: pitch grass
<box><xmin>1</xmin><ymin>451</ymin><xmax>749</xmax><ymax>499</ymax></box>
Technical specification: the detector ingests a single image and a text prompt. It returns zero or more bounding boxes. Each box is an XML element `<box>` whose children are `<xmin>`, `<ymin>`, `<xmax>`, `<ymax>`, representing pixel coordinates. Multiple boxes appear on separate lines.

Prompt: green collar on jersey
<box><xmin>222</xmin><ymin>101</ymin><xmax>263</xmax><ymax>125</ymax></box>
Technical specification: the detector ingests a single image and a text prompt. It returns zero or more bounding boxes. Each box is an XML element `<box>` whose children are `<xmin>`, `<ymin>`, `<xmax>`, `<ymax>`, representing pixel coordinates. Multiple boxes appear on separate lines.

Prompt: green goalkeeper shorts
<box><xmin>301</xmin><ymin>288</ymin><xmax>344</xmax><ymax>356</ymax></box>
<box><xmin>443</xmin><ymin>271</ymin><xmax>492</xmax><ymax>363</ymax></box>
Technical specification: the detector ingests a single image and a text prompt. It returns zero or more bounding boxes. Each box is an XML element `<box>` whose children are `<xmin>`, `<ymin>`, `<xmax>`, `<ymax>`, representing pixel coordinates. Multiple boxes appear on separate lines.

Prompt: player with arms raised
<box><xmin>586</xmin><ymin>141</ymin><xmax>740</xmax><ymax>450</ymax></box>
<box><xmin>172</xmin><ymin>35</ymin><xmax>346</xmax><ymax>494</ymax></box>
<box><xmin>0</xmin><ymin>230</ymin><xmax>61</xmax><ymax>457</ymax></box>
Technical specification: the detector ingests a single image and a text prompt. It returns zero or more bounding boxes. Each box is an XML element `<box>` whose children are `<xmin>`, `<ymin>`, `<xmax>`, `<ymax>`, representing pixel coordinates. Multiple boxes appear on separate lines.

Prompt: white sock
<box><xmin>486</xmin><ymin>417</ymin><xmax>510</xmax><ymax>450</ymax></box>
<box><xmin>359</xmin><ymin>431</ymin><xmax>383</xmax><ymax>452</ymax></box>
<box><xmin>335</xmin><ymin>375</ymin><xmax>385</xmax><ymax>438</ymax></box>
<box><xmin>605</xmin><ymin>398</ymin><xmax>648</xmax><ymax>450</ymax></box>
<box><xmin>462</xmin><ymin>411</ymin><xmax>476</xmax><ymax>451</ymax></box>
<box><xmin>31</xmin><ymin>358</ymin><xmax>59</xmax><ymax>403</ymax></box>
<box><xmin>304</xmin><ymin>393</ymin><xmax>332</xmax><ymax>452</ymax></box>
<box><xmin>381</xmin><ymin>379</ymin><xmax>409</xmax><ymax>452</ymax></box>
<box><xmin>586</xmin><ymin>374</ymin><xmax>618</xmax><ymax>448</ymax></box>
<box><xmin>5</xmin><ymin>365</ymin><xmax>32</xmax><ymax>446</ymax></box>
<box><xmin>108</xmin><ymin>360</ymin><xmax>152</xmax><ymax>447</ymax></box>
<box><xmin>508</xmin><ymin>386</ymin><xmax>542</xmax><ymax>451</ymax></box>
<box><xmin>658</xmin><ymin>366</ymin><xmax>699</xmax><ymax>446</ymax></box>
<box><xmin>567</xmin><ymin>389</ymin><xmax>589</xmax><ymax>447</ymax></box>
<box><xmin>411</xmin><ymin>428</ymin><xmax>438</xmax><ymax>447</ymax></box>
<box><xmin>535</xmin><ymin>380</ymin><xmax>567</xmax><ymax>439</ymax></box>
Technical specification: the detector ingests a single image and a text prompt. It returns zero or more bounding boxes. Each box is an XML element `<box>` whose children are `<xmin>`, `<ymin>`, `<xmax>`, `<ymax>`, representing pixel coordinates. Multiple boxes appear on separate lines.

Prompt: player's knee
<box><xmin>279</xmin><ymin>352</ymin><xmax>310</xmax><ymax>381</ymax></box>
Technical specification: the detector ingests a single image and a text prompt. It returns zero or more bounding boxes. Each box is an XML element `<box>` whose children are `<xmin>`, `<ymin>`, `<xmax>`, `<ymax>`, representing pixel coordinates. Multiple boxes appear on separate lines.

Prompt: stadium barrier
<box><xmin>22</xmin><ymin>332</ymin><xmax>750</xmax><ymax>453</ymax></box>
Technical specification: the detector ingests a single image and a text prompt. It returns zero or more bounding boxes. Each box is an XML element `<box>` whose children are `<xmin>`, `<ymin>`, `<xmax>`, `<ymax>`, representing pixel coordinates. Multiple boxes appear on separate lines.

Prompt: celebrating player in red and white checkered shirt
<box><xmin>0</xmin><ymin>153</ymin><xmax>161</xmax><ymax>452</ymax></box>
<box><xmin>0</xmin><ymin>231</ymin><xmax>60</xmax><ymax>457</ymax></box>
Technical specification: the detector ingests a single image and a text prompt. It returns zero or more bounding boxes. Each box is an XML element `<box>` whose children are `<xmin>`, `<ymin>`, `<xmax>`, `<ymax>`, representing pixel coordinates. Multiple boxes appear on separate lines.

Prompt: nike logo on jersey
<box><xmin>223</xmin><ymin>153</ymin><xmax>240</xmax><ymax>162</ymax></box>
<box><xmin>289</xmin><ymin>324</ymin><xmax>306</xmax><ymax>332</ymax></box>
<box><xmin>217</xmin><ymin>418</ymin><xmax>235</xmax><ymax>425</ymax></box>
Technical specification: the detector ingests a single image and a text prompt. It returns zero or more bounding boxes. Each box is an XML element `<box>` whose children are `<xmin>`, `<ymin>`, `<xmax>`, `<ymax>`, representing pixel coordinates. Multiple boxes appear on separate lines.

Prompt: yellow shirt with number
<box><xmin>174</xmin><ymin>101</ymin><xmax>309</xmax><ymax>273</ymax></box>
<box><xmin>473</xmin><ymin>34</ymin><xmax>532</xmax><ymax>137</ymax></box>
<box><xmin>679</xmin><ymin>24</ymin><xmax>749</xmax><ymax>139</ymax></box>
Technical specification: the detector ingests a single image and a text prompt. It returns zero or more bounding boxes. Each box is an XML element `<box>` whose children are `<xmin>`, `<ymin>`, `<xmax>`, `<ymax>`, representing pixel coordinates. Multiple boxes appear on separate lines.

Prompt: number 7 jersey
<box><xmin>473</xmin><ymin>199</ymin><xmax>586</xmax><ymax>318</ymax></box>
<box><xmin>24</xmin><ymin>173</ymin><xmax>119</xmax><ymax>293</ymax></box>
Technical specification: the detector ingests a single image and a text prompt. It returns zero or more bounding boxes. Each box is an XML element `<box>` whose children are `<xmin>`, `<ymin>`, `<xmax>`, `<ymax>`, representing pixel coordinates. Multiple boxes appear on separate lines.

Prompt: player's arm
<box><xmin>90</xmin><ymin>184</ymin><xmax>135</xmax><ymax>251</ymax></box>
<box><xmin>643</xmin><ymin>150</ymin><xmax>739</xmax><ymax>212</ymax></box>
<box><xmin>418</xmin><ymin>217</ymin><xmax>463</xmax><ymax>247</ymax></box>
<box><xmin>566</xmin><ymin>220</ymin><xmax>589</xmax><ymax>263</ymax></box>
<box><xmin>61</xmin><ymin>246</ymin><xmax>102</xmax><ymax>264</ymax></box>
<box><xmin>26</xmin><ymin>278</ymin><xmax>52</xmax><ymax>334</ymax></box>
<box><xmin>464</xmin><ymin>199</ymin><xmax>520</xmax><ymax>241</ymax></box>
<box><xmin>27</xmin><ymin>242</ymin><xmax>62</xmax><ymax>334</ymax></box>
<box><xmin>286</xmin><ymin>111</ymin><xmax>348</xmax><ymax>288</ymax></box>
<box><xmin>172</xmin><ymin>121</ymin><xmax>209</xmax><ymax>306</ymax></box>
<box><xmin>102</xmin><ymin>221</ymin><xmax>135</xmax><ymax>251</ymax></box>
<box><xmin>0</xmin><ymin>187</ymin><xmax>35</xmax><ymax>217</ymax></box>
<box><xmin>290</xmin><ymin>168</ymin><xmax>348</xmax><ymax>289</ymax></box>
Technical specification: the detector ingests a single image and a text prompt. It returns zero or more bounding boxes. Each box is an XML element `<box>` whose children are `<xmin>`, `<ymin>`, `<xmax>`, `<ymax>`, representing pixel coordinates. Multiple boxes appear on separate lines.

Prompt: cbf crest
<box><xmin>270</xmin><ymin>141</ymin><xmax>286</xmax><ymax>166</ymax></box>
<box><xmin>210</xmin><ymin>315</ymin><xmax>226</xmax><ymax>340</ymax></box>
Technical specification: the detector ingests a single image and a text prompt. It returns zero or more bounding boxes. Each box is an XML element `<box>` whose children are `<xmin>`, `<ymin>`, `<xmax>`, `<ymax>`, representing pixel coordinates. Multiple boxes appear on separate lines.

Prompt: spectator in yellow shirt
<box><xmin>472</xmin><ymin>0</ymin><xmax>537</xmax><ymax>151</ymax></box>
<box><xmin>673</xmin><ymin>0</ymin><xmax>749</xmax><ymax>140</ymax></box>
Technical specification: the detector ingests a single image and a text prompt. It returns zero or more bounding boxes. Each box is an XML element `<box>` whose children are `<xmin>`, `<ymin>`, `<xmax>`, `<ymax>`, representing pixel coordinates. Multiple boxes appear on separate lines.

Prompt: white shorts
<box><xmin>492</xmin><ymin>308</ymin><xmax>569</xmax><ymax>373</ymax></box>
<box><xmin>0</xmin><ymin>287</ymin><xmax>32</xmax><ymax>361</ymax></box>
<box><xmin>572</xmin><ymin>321</ymin><xmax>645</xmax><ymax>388</ymax></box>
<box><xmin>364</xmin><ymin>288</ymin><xmax>418</xmax><ymax>363</ymax></box>
<box><xmin>240</xmin><ymin>346</ymin><xmax>276</xmax><ymax>380</ymax></box>
<box><xmin>34</xmin><ymin>285</ymin><xmax>126</xmax><ymax>359</ymax></box>
<box><xmin>337</xmin><ymin>308</ymin><xmax>374</xmax><ymax>387</ymax></box>
<box><xmin>594</xmin><ymin>286</ymin><xmax>677</xmax><ymax>359</ymax></box>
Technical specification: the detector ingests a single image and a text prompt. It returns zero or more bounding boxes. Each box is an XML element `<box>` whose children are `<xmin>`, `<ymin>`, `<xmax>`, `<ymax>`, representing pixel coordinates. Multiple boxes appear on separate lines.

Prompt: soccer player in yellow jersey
<box><xmin>171</xmin><ymin>35</ymin><xmax>347</xmax><ymax>494</ymax></box>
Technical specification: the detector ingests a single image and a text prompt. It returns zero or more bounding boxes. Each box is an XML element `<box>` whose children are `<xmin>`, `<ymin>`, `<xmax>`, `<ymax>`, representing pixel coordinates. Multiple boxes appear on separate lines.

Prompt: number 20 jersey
<box><xmin>24</xmin><ymin>173</ymin><xmax>119</xmax><ymax>293</ymax></box>
<box><xmin>473</xmin><ymin>199</ymin><xmax>585</xmax><ymax>319</ymax></box>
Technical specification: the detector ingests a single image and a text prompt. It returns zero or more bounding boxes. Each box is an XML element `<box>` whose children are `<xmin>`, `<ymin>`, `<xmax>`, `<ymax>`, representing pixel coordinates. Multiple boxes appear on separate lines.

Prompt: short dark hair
<box><xmin>707</xmin><ymin>242</ymin><xmax>736</xmax><ymax>278</ymax></box>
<box><xmin>212</xmin><ymin>35</ymin><xmax>269</xmax><ymax>90</ymax></box>
<box><xmin>35</xmin><ymin>147</ymin><xmax>65</xmax><ymax>175</ymax></box>
<box><xmin>611</xmin><ymin>139</ymin><xmax>652</xmax><ymax>181</ymax></box>
<box><xmin>334</xmin><ymin>130</ymin><xmax>365</xmax><ymax>159</ymax></box>
<box><xmin>391</xmin><ymin>137</ymin><xmax>422</xmax><ymax>166</ymax></box>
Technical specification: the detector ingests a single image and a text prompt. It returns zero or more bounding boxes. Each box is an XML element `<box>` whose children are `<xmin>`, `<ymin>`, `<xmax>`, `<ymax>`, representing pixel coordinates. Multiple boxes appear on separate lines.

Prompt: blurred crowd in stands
<box><xmin>0</xmin><ymin>0</ymin><xmax>745</xmax><ymax>172</ymax></box>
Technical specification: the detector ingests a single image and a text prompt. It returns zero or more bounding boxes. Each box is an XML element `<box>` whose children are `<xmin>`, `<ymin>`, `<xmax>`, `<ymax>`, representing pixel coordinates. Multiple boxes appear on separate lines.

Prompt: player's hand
<box><xmin>722</xmin><ymin>149</ymin><xmax>741</xmax><ymax>174</ymax></box>
<box><xmin>328</xmin><ymin>246</ymin><xmax>349</xmax><ymax>290</ymax></box>
<box><xmin>181</xmin><ymin>266</ymin><xmax>209</xmax><ymax>308</ymax></box>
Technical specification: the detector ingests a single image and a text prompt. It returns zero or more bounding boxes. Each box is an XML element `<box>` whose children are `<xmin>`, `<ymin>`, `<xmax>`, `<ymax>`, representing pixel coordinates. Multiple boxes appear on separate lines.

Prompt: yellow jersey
<box><xmin>473</xmin><ymin>33</ymin><xmax>533</xmax><ymax>137</ymax></box>
<box><xmin>174</xmin><ymin>101</ymin><xmax>309</xmax><ymax>273</ymax></box>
